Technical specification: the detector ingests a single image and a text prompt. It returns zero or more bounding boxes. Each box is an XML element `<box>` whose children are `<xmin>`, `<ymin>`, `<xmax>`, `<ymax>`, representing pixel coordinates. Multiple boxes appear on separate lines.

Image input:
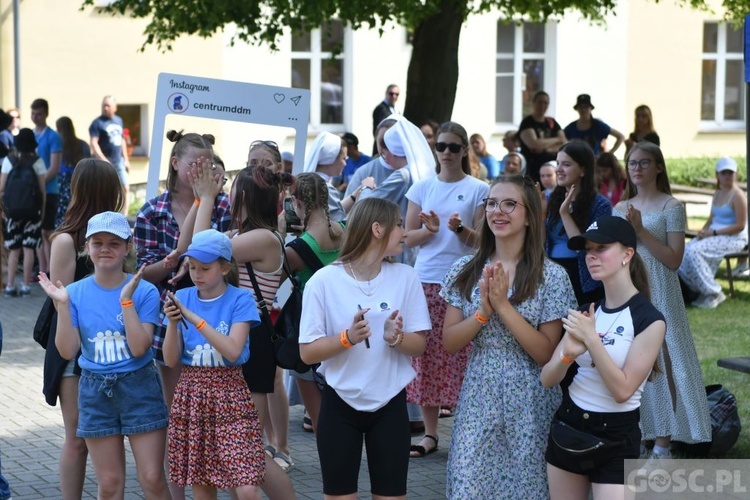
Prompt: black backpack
<box><xmin>3</xmin><ymin>154</ymin><xmax>43</xmax><ymax>219</ymax></box>
<box><xmin>672</xmin><ymin>384</ymin><xmax>742</xmax><ymax>457</ymax></box>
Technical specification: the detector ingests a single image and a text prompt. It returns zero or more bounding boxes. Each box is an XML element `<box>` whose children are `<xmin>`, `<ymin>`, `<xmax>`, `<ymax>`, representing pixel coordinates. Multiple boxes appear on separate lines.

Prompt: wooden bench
<box><xmin>696</xmin><ymin>178</ymin><xmax>747</xmax><ymax>191</ymax></box>
<box><xmin>671</xmin><ymin>183</ymin><xmax>715</xmax><ymax>196</ymax></box>
<box><xmin>718</xmin><ymin>357</ymin><xmax>750</xmax><ymax>374</ymax></box>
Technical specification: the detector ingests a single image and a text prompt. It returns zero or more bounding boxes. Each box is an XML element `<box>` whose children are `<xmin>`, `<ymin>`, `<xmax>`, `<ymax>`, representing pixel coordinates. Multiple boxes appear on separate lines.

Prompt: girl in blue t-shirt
<box><xmin>162</xmin><ymin>229</ymin><xmax>266</xmax><ymax>498</ymax></box>
<box><xmin>38</xmin><ymin>211</ymin><xmax>170</xmax><ymax>499</ymax></box>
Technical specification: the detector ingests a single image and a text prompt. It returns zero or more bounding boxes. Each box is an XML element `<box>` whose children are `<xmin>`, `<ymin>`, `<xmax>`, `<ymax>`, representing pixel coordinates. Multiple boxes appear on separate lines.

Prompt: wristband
<box><xmin>350</xmin><ymin>194</ymin><xmax>356</xmax><ymax>203</ymax></box>
<box><xmin>196</xmin><ymin>320</ymin><xmax>207</xmax><ymax>331</ymax></box>
<box><xmin>120</xmin><ymin>299</ymin><xmax>134</xmax><ymax>308</ymax></box>
<box><xmin>387</xmin><ymin>331</ymin><xmax>404</xmax><ymax>348</ymax></box>
<box><xmin>475</xmin><ymin>311</ymin><xmax>490</xmax><ymax>324</ymax></box>
<box><xmin>340</xmin><ymin>329</ymin><xmax>353</xmax><ymax>349</ymax></box>
<box><xmin>425</xmin><ymin>225</ymin><xmax>437</xmax><ymax>234</ymax></box>
<box><xmin>454</xmin><ymin>224</ymin><xmax>464</xmax><ymax>234</ymax></box>
<box><xmin>194</xmin><ymin>199</ymin><xmax>201</xmax><ymax>207</ymax></box>
<box><xmin>560</xmin><ymin>351</ymin><xmax>576</xmax><ymax>364</ymax></box>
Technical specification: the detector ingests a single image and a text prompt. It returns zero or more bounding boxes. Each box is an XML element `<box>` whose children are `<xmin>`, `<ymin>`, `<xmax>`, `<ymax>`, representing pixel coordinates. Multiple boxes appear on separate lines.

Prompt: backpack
<box><xmin>672</xmin><ymin>384</ymin><xmax>742</xmax><ymax>457</ymax></box>
<box><xmin>3</xmin><ymin>154</ymin><xmax>43</xmax><ymax>219</ymax></box>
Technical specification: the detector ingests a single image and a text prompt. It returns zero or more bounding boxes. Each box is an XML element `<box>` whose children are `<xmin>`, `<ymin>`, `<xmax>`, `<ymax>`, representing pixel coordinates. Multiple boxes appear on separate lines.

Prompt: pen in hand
<box><xmin>358</xmin><ymin>304</ymin><xmax>370</xmax><ymax>349</ymax></box>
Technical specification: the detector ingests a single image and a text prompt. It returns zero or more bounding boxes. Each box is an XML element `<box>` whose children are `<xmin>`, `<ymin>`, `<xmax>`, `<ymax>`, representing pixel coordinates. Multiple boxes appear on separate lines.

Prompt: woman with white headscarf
<box><xmin>304</xmin><ymin>131</ymin><xmax>347</xmax><ymax>222</ymax></box>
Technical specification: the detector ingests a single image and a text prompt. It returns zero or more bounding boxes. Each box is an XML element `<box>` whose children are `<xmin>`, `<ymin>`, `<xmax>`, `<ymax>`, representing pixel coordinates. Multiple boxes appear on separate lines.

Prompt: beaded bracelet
<box><xmin>120</xmin><ymin>299</ymin><xmax>134</xmax><ymax>308</ymax></box>
<box><xmin>340</xmin><ymin>329</ymin><xmax>353</xmax><ymax>349</ymax></box>
<box><xmin>475</xmin><ymin>311</ymin><xmax>490</xmax><ymax>324</ymax></box>
<box><xmin>387</xmin><ymin>331</ymin><xmax>404</xmax><ymax>348</ymax></box>
<box><xmin>196</xmin><ymin>320</ymin><xmax>207</xmax><ymax>331</ymax></box>
<box><xmin>194</xmin><ymin>199</ymin><xmax>201</xmax><ymax>207</ymax></box>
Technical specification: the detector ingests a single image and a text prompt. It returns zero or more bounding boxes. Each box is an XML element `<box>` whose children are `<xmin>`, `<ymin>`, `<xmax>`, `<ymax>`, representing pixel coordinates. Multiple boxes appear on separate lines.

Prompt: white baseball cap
<box><xmin>86</xmin><ymin>211</ymin><xmax>131</xmax><ymax>240</ymax></box>
<box><xmin>715</xmin><ymin>157</ymin><xmax>737</xmax><ymax>173</ymax></box>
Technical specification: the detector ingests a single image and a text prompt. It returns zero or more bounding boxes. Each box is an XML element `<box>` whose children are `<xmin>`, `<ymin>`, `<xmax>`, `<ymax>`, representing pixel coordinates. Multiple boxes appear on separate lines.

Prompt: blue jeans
<box><xmin>0</xmin><ymin>321</ymin><xmax>11</xmax><ymax>500</ymax></box>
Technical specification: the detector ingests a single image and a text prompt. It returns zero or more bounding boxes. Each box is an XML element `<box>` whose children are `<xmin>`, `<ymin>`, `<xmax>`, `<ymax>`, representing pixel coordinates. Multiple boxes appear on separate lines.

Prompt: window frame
<box><xmin>494</xmin><ymin>21</ymin><xmax>557</xmax><ymax>129</ymax></box>
<box><xmin>700</xmin><ymin>21</ymin><xmax>744</xmax><ymax>131</ymax></box>
<box><xmin>291</xmin><ymin>21</ymin><xmax>351</xmax><ymax>133</ymax></box>
<box><xmin>117</xmin><ymin>104</ymin><xmax>149</xmax><ymax>157</ymax></box>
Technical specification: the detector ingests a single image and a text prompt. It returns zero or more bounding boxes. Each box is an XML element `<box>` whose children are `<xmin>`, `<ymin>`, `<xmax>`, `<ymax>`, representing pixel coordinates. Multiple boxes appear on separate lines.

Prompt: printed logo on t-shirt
<box><xmin>88</xmin><ymin>330</ymin><xmax>131</xmax><ymax>363</ymax></box>
<box><xmin>187</xmin><ymin>342</ymin><xmax>226</xmax><ymax>367</ymax></box>
<box><xmin>457</xmin><ymin>194</ymin><xmax>465</xmax><ymax>201</ymax></box>
<box><xmin>379</xmin><ymin>301</ymin><xmax>391</xmax><ymax>311</ymax></box>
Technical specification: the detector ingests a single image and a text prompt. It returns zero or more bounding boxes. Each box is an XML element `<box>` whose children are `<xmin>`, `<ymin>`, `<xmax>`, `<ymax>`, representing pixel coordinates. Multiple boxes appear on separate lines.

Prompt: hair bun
<box><xmin>166</xmin><ymin>129</ymin><xmax>185</xmax><ymax>143</ymax></box>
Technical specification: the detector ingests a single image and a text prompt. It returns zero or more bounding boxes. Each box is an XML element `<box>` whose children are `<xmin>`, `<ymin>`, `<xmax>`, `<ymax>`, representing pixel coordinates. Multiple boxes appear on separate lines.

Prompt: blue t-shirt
<box><xmin>480</xmin><ymin>155</ymin><xmax>500</xmax><ymax>180</ymax></box>
<box><xmin>35</xmin><ymin>127</ymin><xmax>62</xmax><ymax>194</ymax></box>
<box><xmin>174</xmin><ymin>285</ymin><xmax>259</xmax><ymax>367</ymax></box>
<box><xmin>563</xmin><ymin>119</ymin><xmax>611</xmax><ymax>156</ymax></box>
<box><xmin>89</xmin><ymin>115</ymin><xmax>124</xmax><ymax>166</ymax></box>
<box><xmin>68</xmin><ymin>274</ymin><xmax>160</xmax><ymax>374</ymax></box>
<box><xmin>340</xmin><ymin>153</ymin><xmax>372</xmax><ymax>184</ymax></box>
<box><xmin>0</xmin><ymin>129</ymin><xmax>13</xmax><ymax>151</ymax></box>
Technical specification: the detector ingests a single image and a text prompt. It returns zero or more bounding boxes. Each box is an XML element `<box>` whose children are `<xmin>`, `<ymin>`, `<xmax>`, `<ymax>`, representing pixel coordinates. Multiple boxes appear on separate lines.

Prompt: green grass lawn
<box><xmin>688</xmin><ymin>267</ymin><xmax>750</xmax><ymax>458</ymax></box>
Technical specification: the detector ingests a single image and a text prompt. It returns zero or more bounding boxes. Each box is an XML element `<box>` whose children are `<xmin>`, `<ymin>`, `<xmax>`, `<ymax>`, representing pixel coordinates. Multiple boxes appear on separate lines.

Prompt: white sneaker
<box><xmin>731</xmin><ymin>261</ymin><xmax>749</xmax><ymax>277</ymax></box>
<box><xmin>695</xmin><ymin>292</ymin><xmax>726</xmax><ymax>309</ymax></box>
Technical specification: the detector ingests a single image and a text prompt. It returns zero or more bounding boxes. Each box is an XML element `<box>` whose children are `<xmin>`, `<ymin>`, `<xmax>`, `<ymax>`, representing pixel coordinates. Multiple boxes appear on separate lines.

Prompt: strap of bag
<box><xmin>287</xmin><ymin>237</ymin><xmax>324</xmax><ymax>273</ymax></box>
<box><xmin>244</xmin><ymin>262</ymin><xmax>275</xmax><ymax>332</ymax></box>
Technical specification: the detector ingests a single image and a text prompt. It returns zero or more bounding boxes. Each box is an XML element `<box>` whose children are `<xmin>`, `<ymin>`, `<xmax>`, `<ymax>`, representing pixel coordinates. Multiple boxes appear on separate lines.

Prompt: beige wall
<box><xmin>624</xmin><ymin>0</ymin><xmax>745</xmax><ymax>158</ymax></box>
<box><xmin>0</xmin><ymin>0</ymin><xmax>742</xmax><ymax>193</ymax></box>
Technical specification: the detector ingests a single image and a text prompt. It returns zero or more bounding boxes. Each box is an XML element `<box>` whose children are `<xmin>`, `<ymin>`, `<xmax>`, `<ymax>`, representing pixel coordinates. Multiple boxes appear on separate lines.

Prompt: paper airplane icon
<box><xmin>290</xmin><ymin>96</ymin><xmax>302</xmax><ymax>106</ymax></box>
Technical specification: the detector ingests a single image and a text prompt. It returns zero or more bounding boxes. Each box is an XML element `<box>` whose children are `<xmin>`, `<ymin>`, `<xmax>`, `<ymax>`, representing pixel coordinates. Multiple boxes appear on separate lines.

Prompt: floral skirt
<box><xmin>168</xmin><ymin>366</ymin><xmax>265</xmax><ymax>488</ymax></box>
<box><xmin>407</xmin><ymin>283</ymin><xmax>471</xmax><ymax>407</ymax></box>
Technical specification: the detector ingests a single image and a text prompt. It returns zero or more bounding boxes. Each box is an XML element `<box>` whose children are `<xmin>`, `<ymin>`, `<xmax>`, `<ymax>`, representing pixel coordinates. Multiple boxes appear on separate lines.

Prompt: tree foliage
<box><xmin>81</xmin><ymin>0</ymin><xmax>745</xmax><ymax>123</ymax></box>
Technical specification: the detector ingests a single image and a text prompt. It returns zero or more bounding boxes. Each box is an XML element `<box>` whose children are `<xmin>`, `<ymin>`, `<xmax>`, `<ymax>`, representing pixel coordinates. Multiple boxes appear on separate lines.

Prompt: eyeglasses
<box><xmin>435</xmin><ymin>142</ymin><xmax>464</xmax><ymax>153</ymax></box>
<box><xmin>627</xmin><ymin>158</ymin><xmax>653</xmax><ymax>171</ymax></box>
<box><xmin>483</xmin><ymin>198</ymin><xmax>526</xmax><ymax>214</ymax></box>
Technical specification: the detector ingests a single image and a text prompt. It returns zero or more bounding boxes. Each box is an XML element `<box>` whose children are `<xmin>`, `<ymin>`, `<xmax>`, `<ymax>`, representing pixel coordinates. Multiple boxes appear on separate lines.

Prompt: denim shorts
<box><xmin>77</xmin><ymin>362</ymin><xmax>168</xmax><ymax>438</ymax></box>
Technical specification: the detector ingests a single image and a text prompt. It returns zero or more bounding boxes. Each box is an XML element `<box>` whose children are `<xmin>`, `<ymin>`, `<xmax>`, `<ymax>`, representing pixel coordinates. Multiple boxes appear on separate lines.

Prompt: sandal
<box><xmin>264</xmin><ymin>444</ymin><xmax>276</xmax><ymax>459</ymax></box>
<box><xmin>273</xmin><ymin>450</ymin><xmax>294</xmax><ymax>472</ymax></box>
<box><xmin>409</xmin><ymin>435</ymin><xmax>438</xmax><ymax>458</ymax></box>
<box><xmin>439</xmin><ymin>407</ymin><xmax>454</xmax><ymax>418</ymax></box>
<box><xmin>302</xmin><ymin>413</ymin><xmax>314</xmax><ymax>433</ymax></box>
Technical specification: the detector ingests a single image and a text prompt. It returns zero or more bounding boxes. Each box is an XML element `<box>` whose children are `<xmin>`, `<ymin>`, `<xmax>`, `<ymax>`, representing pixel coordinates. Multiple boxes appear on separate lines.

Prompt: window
<box><xmin>291</xmin><ymin>20</ymin><xmax>348</xmax><ymax>130</ymax></box>
<box><xmin>701</xmin><ymin>22</ymin><xmax>744</xmax><ymax>128</ymax></box>
<box><xmin>118</xmin><ymin>104</ymin><xmax>148</xmax><ymax>157</ymax></box>
<box><xmin>496</xmin><ymin>21</ymin><xmax>553</xmax><ymax>126</ymax></box>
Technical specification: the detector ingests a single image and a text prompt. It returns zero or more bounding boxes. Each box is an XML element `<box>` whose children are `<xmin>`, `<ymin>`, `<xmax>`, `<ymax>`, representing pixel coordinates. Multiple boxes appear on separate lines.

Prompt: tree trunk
<box><xmin>403</xmin><ymin>0</ymin><xmax>466</xmax><ymax>126</ymax></box>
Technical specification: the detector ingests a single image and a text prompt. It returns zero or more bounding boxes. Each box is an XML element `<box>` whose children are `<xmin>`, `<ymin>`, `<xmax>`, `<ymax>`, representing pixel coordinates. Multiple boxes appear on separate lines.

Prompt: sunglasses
<box><xmin>388</xmin><ymin>92</ymin><xmax>399</xmax><ymax>97</ymax></box>
<box><xmin>435</xmin><ymin>142</ymin><xmax>464</xmax><ymax>154</ymax></box>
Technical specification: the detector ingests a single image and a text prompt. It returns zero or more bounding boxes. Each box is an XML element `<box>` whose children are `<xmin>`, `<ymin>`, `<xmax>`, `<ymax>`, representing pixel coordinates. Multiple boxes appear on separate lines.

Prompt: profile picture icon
<box><xmin>168</xmin><ymin>93</ymin><xmax>189</xmax><ymax>113</ymax></box>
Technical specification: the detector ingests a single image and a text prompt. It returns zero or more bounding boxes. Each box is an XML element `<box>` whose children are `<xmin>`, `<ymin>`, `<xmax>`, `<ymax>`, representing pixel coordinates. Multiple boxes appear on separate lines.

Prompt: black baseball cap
<box><xmin>568</xmin><ymin>216</ymin><xmax>637</xmax><ymax>251</ymax></box>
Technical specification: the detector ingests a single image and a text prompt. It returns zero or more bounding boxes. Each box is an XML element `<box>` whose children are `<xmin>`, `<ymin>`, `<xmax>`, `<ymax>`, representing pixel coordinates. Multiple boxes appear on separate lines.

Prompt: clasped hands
<box><xmin>477</xmin><ymin>261</ymin><xmax>511</xmax><ymax>319</ymax></box>
<box><xmin>560</xmin><ymin>303</ymin><xmax>597</xmax><ymax>359</ymax></box>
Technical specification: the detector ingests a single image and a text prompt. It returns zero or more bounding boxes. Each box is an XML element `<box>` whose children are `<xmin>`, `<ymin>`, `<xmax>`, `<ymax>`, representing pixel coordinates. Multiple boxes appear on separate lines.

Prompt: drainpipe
<box><xmin>13</xmin><ymin>0</ymin><xmax>20</xmax><ymax>108</ymax></box>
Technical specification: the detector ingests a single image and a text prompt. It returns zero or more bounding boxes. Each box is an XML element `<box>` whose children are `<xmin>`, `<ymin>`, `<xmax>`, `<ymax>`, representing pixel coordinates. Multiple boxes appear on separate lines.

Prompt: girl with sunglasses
<box><xmin>442</xmin><ymin>175</ymin><xmax>576</xmax><ymax>498</ymax></box>
<box><xmin>404</xmin><ymin>121</ymin><xmax>489</xmax><ymax>458</ymax></box>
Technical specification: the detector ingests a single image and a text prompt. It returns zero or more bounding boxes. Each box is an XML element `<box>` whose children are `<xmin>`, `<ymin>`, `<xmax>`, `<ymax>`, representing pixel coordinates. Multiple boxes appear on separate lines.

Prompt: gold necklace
<box><xmin>348</xmin><ymin>262</ymin><xmax>376</xmax><ymax>297</ymax></box>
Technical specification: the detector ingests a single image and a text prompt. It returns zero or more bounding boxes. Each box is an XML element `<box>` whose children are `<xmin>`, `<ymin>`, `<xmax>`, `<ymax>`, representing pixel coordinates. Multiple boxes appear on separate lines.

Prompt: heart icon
<box><xmin>274</xmin><ymin>93</ymin><xmax>285</xmax><ymax>103</ymax></box>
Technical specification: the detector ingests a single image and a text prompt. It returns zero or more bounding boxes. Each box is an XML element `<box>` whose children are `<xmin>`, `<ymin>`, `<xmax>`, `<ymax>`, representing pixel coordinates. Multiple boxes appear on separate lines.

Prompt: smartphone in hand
<box><xmin>284</xmin><ymin>197</ymin><xmax>302</xmax><ymax>232</ymax></box>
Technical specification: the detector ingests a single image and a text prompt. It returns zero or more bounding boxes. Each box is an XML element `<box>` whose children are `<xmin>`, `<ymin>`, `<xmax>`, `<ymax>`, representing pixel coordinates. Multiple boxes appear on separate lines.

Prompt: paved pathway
<box><xmin>0</xmin><ymin>287</ymin><xmax>451</xmax><ymax>499</ymax></box>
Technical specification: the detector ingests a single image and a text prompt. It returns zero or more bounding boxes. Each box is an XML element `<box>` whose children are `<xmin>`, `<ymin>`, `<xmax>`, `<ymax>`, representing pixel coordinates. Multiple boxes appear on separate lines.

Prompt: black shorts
<box><xmin>316</xmin><ymin>386</ymin><xmax>409</xmax><ymax>496</ymax></box>
<box><xmin>41</xmin><ymin>194</ymin><xmax>58</xmax><ymax>230</ymax></box>
<box><xmin>242</xmin><ymin>322</ymin><xmax>276</xmax><ymax>393</ymax></box>
<box><xmin>3</xmin><ymin>215</ymin><xmax>42</xmax><ymax>249</ymax></box>
<box><xmin>546</xmin><ymin>397</ymin><xmax>640</xmax><ymax>484</ymax></box>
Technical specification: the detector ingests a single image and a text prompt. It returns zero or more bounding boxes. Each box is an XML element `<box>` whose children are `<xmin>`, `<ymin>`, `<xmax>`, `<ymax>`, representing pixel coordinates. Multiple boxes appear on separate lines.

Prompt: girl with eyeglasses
<box><xmin>403</xmin><ymin>121</ymin><xmax>489</xmax><ymax>459</ymax></box>
<box><xmin>546</xmin><ymin>140</ymin><xmax>611</xmax><ymax>305</ymax></box>
<box><xmin>613</xmin><ymin>142</ymin><xmax>711</xmax><ymax>459</ymax></box>
<box><xmin>134</xmin><ymin>129</ymin><xmax>231</xmax><ymax>500</ymax></box>
<box><xmin>442</xmin><ymin>175</ymin><xmax>576</xmax><ymax>499</ymax></box>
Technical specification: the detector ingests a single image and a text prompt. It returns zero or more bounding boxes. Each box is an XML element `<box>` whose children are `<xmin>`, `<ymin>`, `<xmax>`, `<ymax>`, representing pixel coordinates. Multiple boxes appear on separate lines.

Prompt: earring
<box><xmin>622</xmin><ymin>260</ymin><xmax>627</xmax><ymax>266</ymax></box>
